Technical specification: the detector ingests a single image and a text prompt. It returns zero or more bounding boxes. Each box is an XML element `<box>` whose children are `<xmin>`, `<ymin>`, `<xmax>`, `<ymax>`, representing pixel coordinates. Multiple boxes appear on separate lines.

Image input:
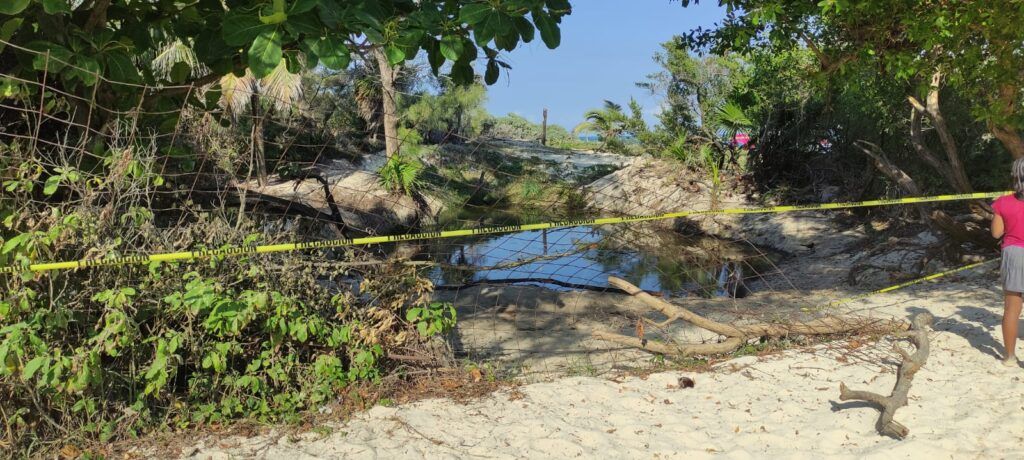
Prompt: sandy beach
<box><xmin>173</xmin><ymin>266</ymin><xmax>1024</xmax><ymax>459</ymax></box>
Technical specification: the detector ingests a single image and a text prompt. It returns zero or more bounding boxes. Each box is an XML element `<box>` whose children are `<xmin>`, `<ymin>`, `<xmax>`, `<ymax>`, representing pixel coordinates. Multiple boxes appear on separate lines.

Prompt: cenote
<box><xmin>425</xmin><ymin>226</ymin><xmax>780</xmax><ymax>298</ymax></box>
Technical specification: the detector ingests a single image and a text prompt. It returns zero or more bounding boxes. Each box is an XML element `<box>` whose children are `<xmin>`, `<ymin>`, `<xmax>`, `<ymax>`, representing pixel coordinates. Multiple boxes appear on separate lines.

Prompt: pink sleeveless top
<box><xmin>993</xmin><ymin>195</ymin><xmax>1024</xmax><ymax>249</ymax></box>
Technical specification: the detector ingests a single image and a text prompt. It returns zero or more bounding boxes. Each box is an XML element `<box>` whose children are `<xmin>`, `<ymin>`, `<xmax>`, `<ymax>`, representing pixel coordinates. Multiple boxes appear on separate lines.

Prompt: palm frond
<box><xmin>219</xmin><ymin>70</ymin><xmax>256</xmax><ymax>116</ymax></box>
<box><xmin>260</xmin><ymin>60</ymin><xmax>304</xmax><ymax>113</ymax></box>
<box><xmin>151</xmin><ymin>39</ymin><xmax>204</xmax><ymax>80</ymax></box>
<box><xmin>715</xmin><ymin>101</ymin><xmax>753</xmax><ymax>136</ymax></box>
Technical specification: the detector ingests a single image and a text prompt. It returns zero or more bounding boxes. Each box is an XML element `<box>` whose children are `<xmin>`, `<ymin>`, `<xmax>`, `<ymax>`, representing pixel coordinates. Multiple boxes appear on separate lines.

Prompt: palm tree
<box><xmin>573</xmin><ymin>100</ymin><xmax>630</xmax><ymax>150</ymax></box>
<box><xmin>150</xmin><ymin>40</ymin><xmax>305</xmax><ymax>186</ymax></box>
<box><xmin>218</xmin><ymin>61</ymin><xmax>304</xmax><ymax>185</ymax></box>
<box><xmin>713</xmin><ymin>101</ymin><xmax>753</xmax><ymax>140</ymax></box>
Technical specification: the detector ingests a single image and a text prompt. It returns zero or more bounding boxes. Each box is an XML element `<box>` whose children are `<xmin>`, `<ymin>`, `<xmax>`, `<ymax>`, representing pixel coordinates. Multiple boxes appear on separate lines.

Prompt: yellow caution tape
<box><xmin>0</xmin><ymin>191</ymin><xmax>1007</xmax><ymax>274</ymax></box>
<box><xmin>809</xmin><ymin>257</ymin><xmax>999</xmax><ymax>312</ymax></box>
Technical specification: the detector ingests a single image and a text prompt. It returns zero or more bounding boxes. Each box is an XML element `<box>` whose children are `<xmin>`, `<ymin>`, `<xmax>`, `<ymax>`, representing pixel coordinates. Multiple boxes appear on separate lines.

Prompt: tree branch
<box><xmin>838</xmin><ymin>312</ymin><xmax>933</xmax><ymax>439</ymax></box>
<box><xmin>593</xmin><ymin>276</ymin><xmax>907</xmax><ymax>358</ymax></box>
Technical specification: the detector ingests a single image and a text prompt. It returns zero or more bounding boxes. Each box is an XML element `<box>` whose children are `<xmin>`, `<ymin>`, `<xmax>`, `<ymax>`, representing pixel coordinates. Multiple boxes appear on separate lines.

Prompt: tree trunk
<box><xmin>906</xmin><ymin>72</ymin><xmax>972</xmax><ymax>193</ymax></box>
<box><xmin>992</xmin><ymin>123</ymin><xmax>1024</xmax><ymax>159</ymax></box>
<box><xmin>373</xmin><ymin>48</ymin><xmax>400</xmax><ymax>158</ymax></box>
<box><xmin>250</xmin><ymin>92</ymin><xmax>268</xmax><ymax>186</ymax></box>
<box><xmin>991</xmin><ymin>84</ymin><xmax>1024</xmax><ymax>159</ymax></box>
<box><xmin>541</xmin><ymin>108</ymin><xmax>548</xmax><ymax>145</ymax></box>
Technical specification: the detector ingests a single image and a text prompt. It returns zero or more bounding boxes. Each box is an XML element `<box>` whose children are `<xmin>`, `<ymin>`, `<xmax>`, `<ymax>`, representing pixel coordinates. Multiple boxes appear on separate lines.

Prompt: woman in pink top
<box><xmin>991</xmin><ymin>158</ymin><xmax>1024</xmax><ymax>366</ymax></box>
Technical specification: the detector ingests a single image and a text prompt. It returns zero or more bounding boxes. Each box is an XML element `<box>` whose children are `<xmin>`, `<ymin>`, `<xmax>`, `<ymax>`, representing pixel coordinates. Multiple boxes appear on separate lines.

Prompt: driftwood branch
<box><xmin>592</xmin><ymin>276</ymin><xmax>907</xmax><ymax>358</ymax></box>
<box><xmin>839</xmin><ymin>312</ymin><xmax>933</xmax><ymax>439</ymax></box>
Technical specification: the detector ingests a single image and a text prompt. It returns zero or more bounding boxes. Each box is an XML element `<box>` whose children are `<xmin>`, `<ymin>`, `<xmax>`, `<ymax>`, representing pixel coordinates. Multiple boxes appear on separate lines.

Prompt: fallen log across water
<box><xmin>592</xmin><ymin>276</ymin><xmax>908</xmax><ymax>357</ymax></box>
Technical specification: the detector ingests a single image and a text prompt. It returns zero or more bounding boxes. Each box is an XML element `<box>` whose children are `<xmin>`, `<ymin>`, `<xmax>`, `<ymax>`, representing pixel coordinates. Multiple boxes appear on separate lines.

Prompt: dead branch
<box><xmin>838</xmin><ymin>312</ymin><xmax>932</xmax><ymax>439</ymax></box>
<box><xmin>592</xmin><ymin>276</ymin><xmax>907</xmax><ymax>358</ymax></box>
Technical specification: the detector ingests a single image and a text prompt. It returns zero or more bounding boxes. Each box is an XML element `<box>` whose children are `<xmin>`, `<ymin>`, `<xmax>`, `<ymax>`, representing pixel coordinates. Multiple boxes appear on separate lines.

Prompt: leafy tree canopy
<box><xmin>0</xmin><ymin>0</ymin><xmax>571</xmax><ymax>111</ymax></box>
<box><xmin>676</xmin><ymin>0</ymin><xmax>1024</xmax><ymax>156</ymax></box>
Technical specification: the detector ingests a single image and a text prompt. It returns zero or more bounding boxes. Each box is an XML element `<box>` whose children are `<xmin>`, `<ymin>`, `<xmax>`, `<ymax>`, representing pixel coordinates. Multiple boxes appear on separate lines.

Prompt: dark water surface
<box><xmin>428</xmin><ymin>226</ymin><xmax>777</xmax><ymax>298</ymax></box>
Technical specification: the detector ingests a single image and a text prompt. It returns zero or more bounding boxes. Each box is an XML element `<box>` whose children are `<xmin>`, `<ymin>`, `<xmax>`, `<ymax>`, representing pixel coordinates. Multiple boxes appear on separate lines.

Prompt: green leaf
<box><xmin>459</xmin><ymin>4</ymin><xmax>491</xmax><ymax>24</ymax></box>
<box><xmin>248</xmin><ymin>28</ymin><xmax>284</xmax><ymax>78</ymax></box>
<box><xmin>290</xmin><ymin>0</ymin><xmax>320</xmax><ymax>14</ymax></box>
<box><xmin>545</xmin><ymin>0</ymin><xmax>572</xmax><ymax>11</ymax></box>
<box><xmin>439</xmin><ymin>35</ymin><xmax>464</xmax><ymax>62</ymax></box>
<box><xmin>0</xmin><ymin>0</ymin><xmax>29</xmax><ymax>15</ymax></box>
<box><xmin>284</xmin><ymin>13</ymin><xmax>320</xmax><ymax>36</ymax></box>
<box><xmin>0</xmin><ymin>18</ymin><xmax>22</xmax><ymax>54</ymax></box>
<box><xmin>223</xmin><ymin>12</ymin><xmax>273</xmax><ymax>47</ymax></box>
<box><xmin>103</xmin><ymin>51</ymin><xmax>140</xmax><ymax>83</ymax></box>
<box><xmin>514</xmin><ymin>17</ymin><xmax>535</xmax><ymax>43</ymax></box>
<box><xmin>485</xmin><ymin>59</ymin><xmax>499</xmax><ymax>85</ymax></box>
<box><xmin>28</xmin><ymin>42</ymin><xmax>73</xmax><ymax>73</ymax></box>
<box><xmin>169</xmin><ymin>61</ymin><xmax>191</xmax><ymax>83</ymax></box>
<box><xmin>354</xmin><ymin>11</ymin><xmax>382</xmax><ymax>30</ymax></box>
<box><xmin>313</xmin><ymin>38</ymin><xmax>350</xmax><ymax>70</ymax></box>
<box><xmin>42</xmin><ymin>0</ymin><xmax>70</xmax><ymax>14</ymax></box>
<box><xmin>425</xmin><ymin>39</ymin><xmax>443</xmax><ymax>73</ymax></box>
<box><xmin>385</xmin><ymin>45</ymin><xmax>405</xmax><ymax>66</ymax></box>
<box><xmin>481</xmin><ymin>11</ymin><xmax>514</xmax><ymax>36</ymax></box>
<box><xmin>43</xmin><ymin>175</ymin><xmax>61</xmax><ymax>195</ymax></box>
<box><xmin>533</xmin><ymin>11</ymin><xmax>560</xmax><ymax>49</ymax></box>
<box><xmin>22</xmin><ymin>356</ymin><xmax>46</xmax><ymax>380</ymax></box>
<box><xmin>1</xmin><ymin>233</ymin><xmax>30</xmax><ymax>254</ymax></box>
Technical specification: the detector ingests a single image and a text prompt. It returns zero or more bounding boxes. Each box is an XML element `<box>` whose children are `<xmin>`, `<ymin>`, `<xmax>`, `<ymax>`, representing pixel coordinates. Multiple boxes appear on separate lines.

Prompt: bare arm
<box><xmin>993</xmin><ymin>213</ymin><xmax>1005</xmax><ymax>239</ymax></box>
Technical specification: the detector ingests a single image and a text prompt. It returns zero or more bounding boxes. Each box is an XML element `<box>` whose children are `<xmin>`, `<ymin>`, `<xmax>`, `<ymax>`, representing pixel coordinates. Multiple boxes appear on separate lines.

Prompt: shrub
<box><xmin>0</xmin><ymin>135</ymin><xmax>451</xmax><ymax>455</ymax></box>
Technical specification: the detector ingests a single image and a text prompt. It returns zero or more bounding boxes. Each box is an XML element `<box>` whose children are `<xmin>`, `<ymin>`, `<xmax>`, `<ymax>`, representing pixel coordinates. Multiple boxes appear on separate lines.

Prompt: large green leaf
<box><xmin>290</xmin><ymin>0</ymin><xmax>320</xmax><ymax>14</ymax></box>
<box><xmin>28</xmin><ymin>42</ymin><xmax>73</xmax><ymax>73</ymax></box>
<box><xmin>67</xmin><ymin>56</ymin><xmax>102</xmax><ymax>86</ymax></box>
<box><xmin>513</xmin><ymin>16</ymin><xmax>535</xmax><ymax>43</ymax></box>
<box><xmin>533</xmin><ymin>10</ymin><xmax>560</xmax><ymax>49</ymax></box>
<box><xmin>459</xmin><ymin>4</ymin><xmax>491</xmax><ymax>24</ymax></box>
<box><xmin>284</xmin><ymin>13</ymin><xmax>321</xmax><ymax>36</ymax></box>
<box><xmin>385</xmin><ymin>45</ymin><xmax>405</xmax><ymax>66</ymax></box>
<box><xmin>248</xmin><ymin>28</ymin><xmax>284</xmax><ymax>77</ymax></box>
<box><xmin>481</xmin><ymin>11</ymin><xmax>514</xmax><ymax>35</ymax></box>
<box><xmin>425</xmin><ymin>39</ymin><xmax>444</xmax><ymax>73</ymax></box>
<box><xmin>545</xmin><ymin>0</ymin><xmax>572</xmax><ymax>11</ymax></box>
<box><xmin>103</xmin><ymin>51</ymin><xmax>141</xmax><ymax>83</ymax></box>
<box><xmin>0</xmin><ymin>0</ymin><xmax>29</xmax><ymax>15</ymax></box>
<box><xmin>41</xmin><ymin>0</ymin><xmax>71</xmax><ymax>14</ymax></box>
<box><xmin>484</xmin><ymin>59</ymin><xmax>499</xmax><ymax>85</ymax></box>
<box><xmin>0</xmin><ymin>18</ymin><xmax>23</xmax><ymax>53</ymax></box>
<box><xmin>223</xmin><ymin>12</ymin><xmax>273</xmax><ymax>46</ymax></box>
<box><xmin>439</xmin><ymin>35</ymin><xmax>464</xmax><ymax>61</ymax></box>
<box><xmin>22</xmin><ymin>356</ymin><xmax>47</xmax><ymax>380</ymax></box>
<box><xmin>312</xmin><ymin>37</ymin><xmax>350</xmax><ymax>70</ymax></box>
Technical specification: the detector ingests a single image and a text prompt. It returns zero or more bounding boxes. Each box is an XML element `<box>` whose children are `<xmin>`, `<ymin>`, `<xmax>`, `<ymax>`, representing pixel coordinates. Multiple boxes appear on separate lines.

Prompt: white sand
<box><xmin>176</xmin><ymin>272</ymin><xmax>1024</xmax><ymax>459</ymax></box>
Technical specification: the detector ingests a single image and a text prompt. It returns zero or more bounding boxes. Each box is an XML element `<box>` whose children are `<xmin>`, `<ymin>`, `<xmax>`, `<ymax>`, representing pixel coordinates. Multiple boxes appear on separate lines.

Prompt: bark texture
<box><xmin>592</xmin><ymin>276</ymin><xmax>907</xmax><ymax>358</ymax></box>
<box><xmin>373</xmin><ymin>48</ymin><xmax>400</xmax><ymax>158</ymax></box>
<box><xmin>839</xmin><ymin>312</ymin><xmax>933</xmax><ymax>439</ymax></box>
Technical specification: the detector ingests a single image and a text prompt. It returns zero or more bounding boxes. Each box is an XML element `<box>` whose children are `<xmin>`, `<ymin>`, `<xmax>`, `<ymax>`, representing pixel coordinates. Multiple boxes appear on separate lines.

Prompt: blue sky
<box><xmin>484</xmin><ymin>0</ymin><xmax>726</xmax><ymax>130</ymax></box>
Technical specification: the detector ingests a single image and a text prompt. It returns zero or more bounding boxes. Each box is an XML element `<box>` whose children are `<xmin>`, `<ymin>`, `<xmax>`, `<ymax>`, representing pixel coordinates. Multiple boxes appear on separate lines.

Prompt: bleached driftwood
<box><xmin>592</xmin><ymin>276</ymin><xmax>907</xmax><ymax>358</ymax></box>
<box><xmin>839</xmin><ymin>312</ymin><xmax>932</xmax><ymax>439</ymax></box>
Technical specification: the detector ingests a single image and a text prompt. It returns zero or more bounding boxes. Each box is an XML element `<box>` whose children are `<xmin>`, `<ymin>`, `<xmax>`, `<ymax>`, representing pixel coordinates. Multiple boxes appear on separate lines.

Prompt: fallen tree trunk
<box><xmin>838</xmin><ymin>312</ymin><xmax>932</xmax><ymax>439</ymax></box>
<box><xmin>592</xmin><ymin>276</ymin><xmax>907</xmax><ymax>358</ymax></box>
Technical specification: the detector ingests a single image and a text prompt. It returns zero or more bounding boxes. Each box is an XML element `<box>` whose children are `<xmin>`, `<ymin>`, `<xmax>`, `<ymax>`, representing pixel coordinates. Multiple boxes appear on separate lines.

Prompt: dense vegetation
<box><xmin>1</xmin><ymin>0</ymin><xmax>1022</xmax><ymax>455</ymax></box>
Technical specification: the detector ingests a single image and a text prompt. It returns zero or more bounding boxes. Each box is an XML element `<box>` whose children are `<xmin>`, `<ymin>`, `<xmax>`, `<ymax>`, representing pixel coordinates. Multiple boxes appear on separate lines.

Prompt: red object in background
<box><xmin>733</xmin><ymin>132</ymin><xmax>750</xmax><ymax>147</ymax></box>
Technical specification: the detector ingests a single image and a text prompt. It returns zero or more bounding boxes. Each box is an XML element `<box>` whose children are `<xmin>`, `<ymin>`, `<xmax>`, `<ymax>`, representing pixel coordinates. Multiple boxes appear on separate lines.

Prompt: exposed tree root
<box><xmin>592</xmin><ymin>276</ymin><xmax>907</xmax><ymax>358</ymax></box>
<box><xmin>838</xmin><ymin>312</ymin><xmax>932</xmax><ymax>439</ymax></box>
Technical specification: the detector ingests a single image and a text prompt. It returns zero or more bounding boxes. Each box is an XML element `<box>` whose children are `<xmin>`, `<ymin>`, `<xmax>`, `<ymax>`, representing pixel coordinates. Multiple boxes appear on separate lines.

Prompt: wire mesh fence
<box><xmin>0</xmin><ymin>36</ymin><xmax>989</xmax><ymax>387</ymax></box>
